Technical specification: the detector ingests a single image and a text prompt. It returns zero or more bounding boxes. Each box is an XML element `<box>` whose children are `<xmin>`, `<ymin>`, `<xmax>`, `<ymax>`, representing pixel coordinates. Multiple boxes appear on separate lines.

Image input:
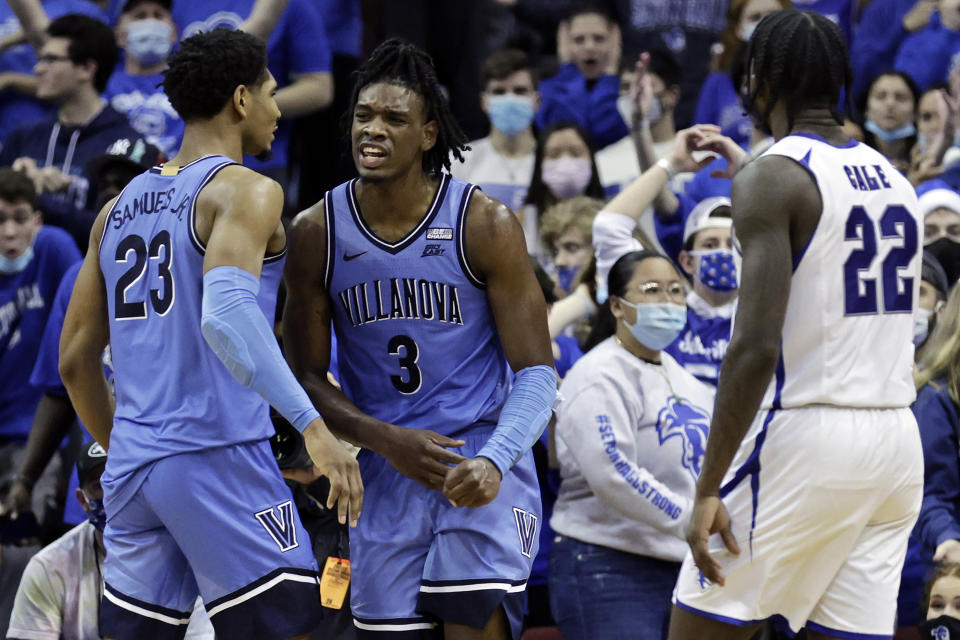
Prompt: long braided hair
<box><xmin>345</xmin><ymin>38</ymin><xmax>469</xmax><ymax>175</ymax></box>
<box><xmin>741</xmin><ymin>8</ymin><xmax>852</xmax><ymax>132</ymax></box>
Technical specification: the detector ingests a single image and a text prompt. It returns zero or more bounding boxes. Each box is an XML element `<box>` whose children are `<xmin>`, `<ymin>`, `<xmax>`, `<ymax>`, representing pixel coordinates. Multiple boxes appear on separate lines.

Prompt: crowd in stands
<box><xmin>0</xmin><ymin>1</ymin><xmax>959</xmax><ymax>639</ymax></box>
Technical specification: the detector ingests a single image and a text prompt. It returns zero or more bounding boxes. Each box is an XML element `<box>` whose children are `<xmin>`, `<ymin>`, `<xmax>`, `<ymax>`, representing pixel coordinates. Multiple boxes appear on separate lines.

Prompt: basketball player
<box><xmin>57</xmin><ymin>29</ymin><xmax>363</xmax><ymax>640</ymax></box>
<box><xmin>282</xmin><ymin>40</ymin><xmax>557</xmax><ymax>639</ymax></box>
<box><xmin>670</xmin><ymin>9</ymin><xmax>923</xmax><ymax>640</ymax></box>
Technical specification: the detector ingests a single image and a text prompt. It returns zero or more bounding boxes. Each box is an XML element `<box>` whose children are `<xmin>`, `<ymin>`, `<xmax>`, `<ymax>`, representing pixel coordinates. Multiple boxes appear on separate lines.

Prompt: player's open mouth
<box><xmin>359</xmin><ymin>143</ymin><xmax>388</xmax><ymax>169</ymax></box>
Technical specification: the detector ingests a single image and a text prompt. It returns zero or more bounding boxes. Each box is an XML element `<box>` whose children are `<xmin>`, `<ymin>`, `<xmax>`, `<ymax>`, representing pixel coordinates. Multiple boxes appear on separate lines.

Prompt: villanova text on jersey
<box><xmin>325</xmin><ymin>174</ymin><xmax>511</xmax><ymax>437</ymax></box>
<box><xmin>98</xmin><ymin>155</ymin><xmax>285</xmax><ymax>479</ymax></box>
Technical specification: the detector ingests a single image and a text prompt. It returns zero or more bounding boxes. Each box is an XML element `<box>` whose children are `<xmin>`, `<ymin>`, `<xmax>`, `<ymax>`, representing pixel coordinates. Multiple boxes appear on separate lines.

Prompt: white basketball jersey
<box><xmin>756</xmin><ymin>134</ymin><xmax>920</xmax><ymax>410</ymax></box>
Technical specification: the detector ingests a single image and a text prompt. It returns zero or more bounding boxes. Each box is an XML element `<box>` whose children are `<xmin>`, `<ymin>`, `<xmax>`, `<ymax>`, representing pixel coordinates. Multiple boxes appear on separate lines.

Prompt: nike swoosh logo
<box><xmin>343</xmin><ymin>251</ymin><xmax>367</xmax><ymax>261</ymax></box>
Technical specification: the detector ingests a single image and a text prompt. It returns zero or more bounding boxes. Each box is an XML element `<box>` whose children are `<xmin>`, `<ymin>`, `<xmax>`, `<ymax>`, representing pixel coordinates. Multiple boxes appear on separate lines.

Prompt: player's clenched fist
<box><xmin>300</xmin><ymin>418</ymin><xmax>364</xmax><ymax>528</ymax></box>
<box><xmin>442</xmin><ymin>457</ymin><xmax>502</xmax><ymax>508</ymax></box>
<box><xmin>383</xmin><ymin>427</ymin><xmax>467</xmax><ymax>491</ymax></box>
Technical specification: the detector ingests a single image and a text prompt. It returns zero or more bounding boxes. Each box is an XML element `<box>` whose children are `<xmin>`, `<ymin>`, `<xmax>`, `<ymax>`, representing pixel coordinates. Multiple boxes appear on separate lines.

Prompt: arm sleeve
<box><xmin>915</xmin><ymin>384</ymin><xmax>960</xmax><ymax>549</ymax></box>
<box><xmin>592</xmin><ymin>210</ymin><xmax>645</xmax><ymax>293</ymax></box>
<box><xmin>476</xmin><ymin>364</ymin><xmax>558</xmax><ymax>476</ymax></box>
<box><xmin>557</xmin><ymin>380</ymin><xmax>691</xmax><ymax>539</ymax></box>
<box><xmin>6</xmin><ymin>556</ymin><xmax>64</xmax><ymax>640</ymax></box>
<box><xmin>200</xmin><ymin>265</ymin><xmax>320</xmax><ymax>432</ymax></box>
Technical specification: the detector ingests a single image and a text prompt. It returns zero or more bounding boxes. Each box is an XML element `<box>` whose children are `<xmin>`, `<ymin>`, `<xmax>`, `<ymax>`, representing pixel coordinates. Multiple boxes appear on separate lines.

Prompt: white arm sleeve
<box><xmin>593</xmin><ymin>210</ymin><xmax>645</xmax><ymax>292</ymax></box>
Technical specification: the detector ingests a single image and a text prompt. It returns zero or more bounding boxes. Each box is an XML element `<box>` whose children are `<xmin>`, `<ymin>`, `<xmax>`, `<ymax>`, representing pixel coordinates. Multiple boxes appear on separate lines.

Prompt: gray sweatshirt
<box><xmin>551</xmin><ymin>337</ymin><xmax>715</xmax><ymax>561</ymax></box>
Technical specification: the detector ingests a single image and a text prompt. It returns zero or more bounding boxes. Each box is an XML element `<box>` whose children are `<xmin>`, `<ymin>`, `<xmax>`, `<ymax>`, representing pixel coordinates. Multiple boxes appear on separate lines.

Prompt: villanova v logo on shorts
<box><xmin>255</xmin><ymin>500</ymin><xmax>299</xmax><ymax>552</ymax></box>
<box><xmin>656</xmin><ymin>398</ymin><xmax>710</xmax><ymax>481</ymax></box>
<box><xmin>512</xmin><ymin>507</ymin><xmax>538</xmax><ymax>558</ymax></box>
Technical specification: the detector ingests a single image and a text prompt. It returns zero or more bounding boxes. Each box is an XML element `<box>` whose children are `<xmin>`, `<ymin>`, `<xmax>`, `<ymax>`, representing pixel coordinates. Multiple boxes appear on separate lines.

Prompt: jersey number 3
<box><xmin>388</xmin><ymin>334</ymin><xmax>422</xmax><ymax>394</ymax></box>
<box><xmin>114</xmin><ymin>231</ymin><xmax>175</xmax><ymax>320</ymax></box>
<box><xmin>843</xmin><ymin>204</ymin><xmax>917</xmax><ymax>316</ymax></box>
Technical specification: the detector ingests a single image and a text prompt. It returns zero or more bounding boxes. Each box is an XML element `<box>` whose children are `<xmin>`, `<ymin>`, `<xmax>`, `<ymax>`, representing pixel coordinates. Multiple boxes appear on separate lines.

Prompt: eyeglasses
<box><xmin>632</xmin><ymin>281</ymin><xmax>686</xmax><ymax>298</ymax></box>
<box><xmin>36</xmin><ymin>54</ymin><xmax>72</xmax><ymax>65</ymax></box>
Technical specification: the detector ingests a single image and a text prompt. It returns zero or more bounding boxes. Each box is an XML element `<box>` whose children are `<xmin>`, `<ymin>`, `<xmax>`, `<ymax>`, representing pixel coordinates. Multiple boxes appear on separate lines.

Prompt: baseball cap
<box><xmin>76</xmin><ymin>440</ymin><xmax>107</xmax><ymax>487</ymax></box>
<box><xmin>86</xmin><ymin>137</ymin><xmax>162</xmax><ymax>182</ymax></box>
<box><xmin>918</xmin><ymin>187</ymin><xmax>960</xmax><ymax>219</ymax></box>
<box><xmin>683</xmin><ymin>197</ymin><xmax>732</xmax><ymax>245</ymax></box>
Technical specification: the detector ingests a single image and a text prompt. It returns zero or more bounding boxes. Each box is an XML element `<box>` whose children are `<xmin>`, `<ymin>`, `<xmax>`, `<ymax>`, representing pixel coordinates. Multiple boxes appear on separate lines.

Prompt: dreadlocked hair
<box><xmin>345</xmin><ymin>38</ymin><xmax>469</xmax><ymax>175</ymax></box>
<box><xmin>742</xmin><ymin>8</ymin><xmax>852</xmax><ymax>131</ymax></box>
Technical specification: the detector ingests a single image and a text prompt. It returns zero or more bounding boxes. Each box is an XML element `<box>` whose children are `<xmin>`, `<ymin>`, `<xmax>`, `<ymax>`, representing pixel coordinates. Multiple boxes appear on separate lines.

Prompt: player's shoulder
<box><xmin>463</xmin><ymin>184</ymin><xmax>516</xmax><ymax>236</ymax></box>
<box><xmin>206</xmin><ymin>164</ymin><xmax>282</xmax><ymax>200</ymax></box>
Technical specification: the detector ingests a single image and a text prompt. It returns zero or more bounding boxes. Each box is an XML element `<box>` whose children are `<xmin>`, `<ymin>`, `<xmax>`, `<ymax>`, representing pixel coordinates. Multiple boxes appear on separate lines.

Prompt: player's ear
<box><xmin>421</xmin><ymin>120</ymin><xmax>438</xmax><ymax>153</ymax></box>
<box><xmin>233</xmin><ymin>84</ymin><xmax>249</xmax><ymax>119</ymax></box>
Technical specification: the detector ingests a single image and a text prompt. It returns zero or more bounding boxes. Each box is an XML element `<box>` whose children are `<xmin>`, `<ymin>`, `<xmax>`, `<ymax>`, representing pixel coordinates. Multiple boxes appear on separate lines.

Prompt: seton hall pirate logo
<box><xmin>656</xmin><ymin>397</ymin><xmax>710</xmax><ymax>481</ymax></box>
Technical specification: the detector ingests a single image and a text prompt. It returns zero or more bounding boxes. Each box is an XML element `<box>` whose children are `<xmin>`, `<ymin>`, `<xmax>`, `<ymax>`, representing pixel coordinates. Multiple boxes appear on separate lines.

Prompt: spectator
<box><xmin>792</xmin><ymin>0</ymin><xmax>856</xmax><ymax>43</ymax></box>
<box><xmin>0</xmin><ymin>0</ymin><xmax>106</xmax><ymax>146</ymax></box>
<box><xmin>919</xmin><ymin>563</ymin><xmax>960</xmax><ymax>636</ymax></box>
<box><xmin>694</xmin><ymin>0</ymin><xmax>788</xmax><ymax>148</ymax></box>
<box><xmin>919</xmin><ymin>183</ymin><xmax>960</xmax><ymax>284</ymax></box>
<box><xmin>539</xmin><ymin>196</ymin><xmax>601</xmax><ymax>293</ymax></box>
<box><xmin>596</xmin><ymin>50</ymin><xmax>683</xmax><ymax>195</ymax></box>
<box><xmin>103</xmin><ymin>0</ymin><xmax>183</xmax><ymax>157</ymax></box>
<box><xmin>896</xmin><ymin>0</ymin><xmax>960</xmax><ymax>92</ymax></box>
<box><xmin>852</xmin><ymin>0</ymin><xmax>937</xmax><ymax>100</ymax></box>
<box><xmin>0</xmin><ymin>169</ymin><xmax>79</xmax><ymax>513</ymax></box>
<box><xmin>523</xmin><ymin>121</ymin><xmax>604</xmax><ymax>260</ymax></box>
<box><xmin>916</xmin><ymin>251</ymin><xmax>950</xmax><ymax>353</ymax></box>
<box><xmin>6</xmin><ymin>441</ymin><xmax>215</xmax><ymax>640</ymax></box>
<box><xmin>173</xmin><ymin>0</ymin><xmax>332</xmax><ymax>192</ymax></box>
<box><xmin>535</xmin><ymin>5</ymin><xmax>627</xmax><ymax>150</ymax></box>
<box><xmin>451</xmin><ymin>48</ymin><xmax>539</xmax><ymax>213</ymax></box>
<box><xmin>0</xmin><ymin>542</ymin><xmax>41</xmax><ymax>639</ymax></box>
<box><xmin>860</xmin><ymin>71</ymin><xmax>919</xmax><ymax>175</ymax></box>
<box><xmin>0</xmin><ymin>13</ymin><xmax>151</xmax><ymax>249</ymax></box>
<box><xmin>549</xmin><ymin>249</ymin><xmax>714</xmax><ymax>640</ymax></box>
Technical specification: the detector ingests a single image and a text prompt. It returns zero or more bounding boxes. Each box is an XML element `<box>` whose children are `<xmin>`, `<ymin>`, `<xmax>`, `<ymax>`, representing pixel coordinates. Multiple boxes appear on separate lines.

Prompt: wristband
<box><xmin>656</xmin><ymin>157</ymin><xmax>677</xmax><ymax>181</ymax></box>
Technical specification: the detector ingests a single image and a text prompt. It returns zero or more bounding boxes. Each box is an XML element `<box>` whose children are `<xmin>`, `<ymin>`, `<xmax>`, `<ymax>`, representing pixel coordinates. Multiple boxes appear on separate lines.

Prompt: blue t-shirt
<box><xmin>0</xmin><ymin>226</ymin><xmax>80</xmax><ymax>442</ymax></box>
<box><xmin>850</xmin><ymin>0</ymin><xmax>917</xmax><ymax>99</ymax></box>
<box><xmin>664</xmin><ymin>303</ymin><xmax>731</xmax><ymax>388</ymax></box>
<box><xmin>173</xmin><ymin>0</ymin><xmax>331</xmax><ymax>172</ymax></box>
<box><xmin>316</xmin><ymin>0</ymin><xmax>361</xmax><ymax>58</ymax></box>
<box><xmin>535</xmin><ymin>63</ymin><xmax>628</xmax><ymax>150</ymax></box>
<box><xmin>793</xmin><ymin>0</ymin><xmax>854</xmax><ymax>43</ymax></box>
<box><xmin>104</xmin><ymin>70</ymin><xmax>183</xmax><ymax>157</ymax></box>
<box><xmin>895</xmin><ymin>12</ymin><xmax>960</xmax><ymax>92</ymax></box>
<box><xmin>693</xmin><ymin>72</ymin><xmax>751</xmax><ymax>148</ymax></box>
<box><xmin>0</xmin><ymin>0</ymin><xmax>107</xmax><ymax>146</ymax></box>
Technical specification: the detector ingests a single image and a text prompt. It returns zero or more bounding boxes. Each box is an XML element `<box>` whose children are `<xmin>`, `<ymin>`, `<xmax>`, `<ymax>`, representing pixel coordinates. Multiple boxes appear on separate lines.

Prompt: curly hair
<box><xmin>163</xmin><ymin>28</ymin><xmax>267</xmax><ymax>122</ymax></box>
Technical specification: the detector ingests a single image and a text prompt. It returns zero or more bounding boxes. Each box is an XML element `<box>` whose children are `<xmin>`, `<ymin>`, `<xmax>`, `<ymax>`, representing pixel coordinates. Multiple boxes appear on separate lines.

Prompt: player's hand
<box><xmin>383</xmin><ymin>426</ymin><xmax>467</xmax><ymax>491</ymax></box>
<box><xmin>299</xmin><ymin>419</ymin><xmax>364</xmax><ymax>527</ymax></box>
<box><xmin>667</xmin><ymin>125</ymin><xmax>723</xmax><ymax>174</ymax></box>
<box><xmin>0</xmin><ymin>479</ymin><xmax>32</xmax><ymax>519</ymax></box>
<box><xmin>685</xmin><ymin>493</ymin><xmax>739</xmax><ymax>587</ymax></box>
<box><xmin>442</xmin><ymin>457</ymin><xmax>501</xmax><ymax>508</ymax></box>
<box><xmin>934</xmin><ymin>539</ymin><xmax>960</xmax><ymax>563</ymax></box>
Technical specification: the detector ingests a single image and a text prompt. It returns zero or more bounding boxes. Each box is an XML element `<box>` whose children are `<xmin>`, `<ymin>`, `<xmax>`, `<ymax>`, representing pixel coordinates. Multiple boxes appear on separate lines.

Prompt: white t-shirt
<box><xmin>7</xmin><ymin>521</ymin><xmax>214</xmax><ymax>640</ymax></box>
<box><xmin>449</xmin><ymin>136</ymin><xmax>534</xmax><ymax>213</ymax></box>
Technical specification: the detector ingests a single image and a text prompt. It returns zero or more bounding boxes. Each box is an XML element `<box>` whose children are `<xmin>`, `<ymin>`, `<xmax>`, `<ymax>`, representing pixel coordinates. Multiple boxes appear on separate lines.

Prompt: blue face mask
<box><xmin>619</xmin><ymin>300</ymin><xmax>687</xmax><ymax>350</ymax></box>
<box><xmin>557</xmin><ymin>265</ymin><xmax>579</xmax><ymax>292</ymax></box>
<box><xmin>84</xmin><ymin>496</ymin><xmax>106</xmax><ymax>532</ymax></box>
<box><xmin>487</xmin><ymin>94</ymin><xmax>535</xmax><ymax>137</ymax></box>
<box><xmin>690</xmin><ymin>249</ymin><xmax>738</xmax><ymax>291</ymax></box>
<box><xmin>126</xmin><ymin>18</ymin><xmax>173</xmax><ymax>65</ymax></box>
<box><xmin>0</xmin><ymin>246</ymin><xmax>34</xmax><ymax>275</ymax></box>
<box><xmin>864</xmin><ymin>119</ymin><xmax>916</xmax><ymax>143</ymax></box>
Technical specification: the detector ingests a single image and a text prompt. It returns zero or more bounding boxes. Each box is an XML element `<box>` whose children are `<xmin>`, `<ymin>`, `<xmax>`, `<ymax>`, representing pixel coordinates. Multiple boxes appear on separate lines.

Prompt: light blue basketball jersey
<box><xmin>99</xmin><ymin>155</ymin><xmax>284</xmax><ymax>478</ymax></box>
<box><xmin>325</xmin><ymin>174</ymin><xmax>510</xmax><ymax>437</ymax></box>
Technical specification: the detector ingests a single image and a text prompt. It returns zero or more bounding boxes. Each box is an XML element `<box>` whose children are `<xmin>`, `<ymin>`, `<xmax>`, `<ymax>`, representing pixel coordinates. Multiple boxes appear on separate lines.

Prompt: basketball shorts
<box><xmin>673</xmin><ymin>405</ymin><xmax>923</xmax><ymax>638</ymax></box>
<box><xmin>100</xmin><ymin>439</ymin><xmax>322</xmax><ymax>640</ymax></box>
<box><xmin>350</xmin><ymin>427</ymin><xmax>541</xmax><ymax>639</ymax></box>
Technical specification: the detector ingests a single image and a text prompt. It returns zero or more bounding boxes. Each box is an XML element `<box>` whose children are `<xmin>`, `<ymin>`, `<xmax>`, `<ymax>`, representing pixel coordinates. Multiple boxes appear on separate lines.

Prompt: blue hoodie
<box><xmin>535</xmin><ymin>62</ymin><xmax>628</xmax><ymax>150</ymax></box>
<box><xmin>851</xmin><ymin>0</ymin><xmax>917</xmax><ymax>99</ymax></box>
<box><xmin>0</xmin><ymin>105</ymin><xmax>149</xmax><ymax>249</ymax></box>
<box><xmin>915</xmin><ymin>381</ymin><xmax>960</xmax><ymax>552</ymax></box>
<box><xmin>895</xmin><ymin>11</ymin><xmax>960</xmax><ymax>91</ymax></box>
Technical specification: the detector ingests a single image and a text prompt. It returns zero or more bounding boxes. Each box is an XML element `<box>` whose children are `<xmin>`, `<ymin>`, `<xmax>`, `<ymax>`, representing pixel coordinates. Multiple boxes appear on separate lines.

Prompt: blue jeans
<box><xmin>548</xmin><ymin>535</ymin><xmax>681</xmax><ymax>640</ymax></box>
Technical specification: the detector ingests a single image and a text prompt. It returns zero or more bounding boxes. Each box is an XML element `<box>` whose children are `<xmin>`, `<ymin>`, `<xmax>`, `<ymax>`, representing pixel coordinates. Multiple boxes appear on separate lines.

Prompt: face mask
<box><xmin>689</xmin><ymin>249</ymin><xmax>738</xmax><ymax>291</ymax></box>
<box><xmin>0</xmin><ymin>246</ymin><xmax>34</xmax><ymax>275</ymax></box>
<box><xmin>126</xmin><ymin>18</ymin><xmax>173</xmax><ymax>65</ymax></box>
<box><xmin>84</xmin><ymin>495</ymin><xmax>107</xmax><ymax>532</ymax></box>
<box><xmin>619</xmin><ymin>299</ymin><xmax>687</xmax><ymax>350</ymax></box>
<box><xmin>557</xmin><ymin>265</ymin><xmax>579</xmax><ymax>292</ymax></box>
<box><xmin>864</xmin><ymin>119</ymin><xmax>916</xmax><ymax>143</ymax></box>
<box><xmin>542</xmin><ymin>156</ymin><xmax>592</xmax><ymax>200</ymax></box>
<box><xmin>740</xmin><ymin>20</ymin><xmax>759</xmax><ymax>41</ymax></box>
<box><xmin>914</xmin><ymin>306</ymin><xmax>933</xmax><ymax>346</ymax></box>
<box><xmin>927</xmin><ymin>236</ymin><xmax>960</xmax><ymax>288</ymax></box>
<box><xmin>918</xmin><ymin>614</ymin><xmax>960</xmax><ymax>639</ymax></box>
<box><xmin>487</xmin><ymin>94</ymin><xmax>535</xmax><ymax>137</ymax></box>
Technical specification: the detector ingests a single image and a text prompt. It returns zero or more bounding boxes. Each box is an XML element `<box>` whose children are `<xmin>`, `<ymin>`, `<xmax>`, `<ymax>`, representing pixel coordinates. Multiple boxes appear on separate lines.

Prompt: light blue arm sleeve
<box><xmin>200</xmin><ymin>265</ymin><xmax>320</xmax><ymax>432</ymax></box>
<box><xmin>476</xmin><ymin>364</ymin><xmax>558</xmax><ymax>476</ymax></box>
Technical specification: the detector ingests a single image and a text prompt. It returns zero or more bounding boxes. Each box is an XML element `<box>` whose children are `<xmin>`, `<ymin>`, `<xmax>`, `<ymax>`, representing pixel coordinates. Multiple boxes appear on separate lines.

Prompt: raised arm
<box><xmin>59</xmin><ymin>204</ymin><xmax>114</xmax><ymax>448</ymax></box>
<box><xmin>686</xmin><ymin>155</ymin><xmax>820</xmax><ymax>584</ymax></box>
<box><xmin>282</xmin><ymin>203</ymin><xmax>467</xmax><ymax>491</ymax></box>
<box><xmin>238</xmin><ymin>0</ymin><xmax>290</xmax><ymax>41</ymax></box>
<box><xmin>5</xmin><ymin>0</ymin><xmax>49</xmax><ymax>52</ymax></box>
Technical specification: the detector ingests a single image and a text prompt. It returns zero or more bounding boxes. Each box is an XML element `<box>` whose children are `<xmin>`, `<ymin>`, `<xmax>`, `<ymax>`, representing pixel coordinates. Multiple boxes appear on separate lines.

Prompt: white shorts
<box><xmin>673</xmin><ymin>405</ymin><xmax>922</xmax><ymax>638</ymax></box>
